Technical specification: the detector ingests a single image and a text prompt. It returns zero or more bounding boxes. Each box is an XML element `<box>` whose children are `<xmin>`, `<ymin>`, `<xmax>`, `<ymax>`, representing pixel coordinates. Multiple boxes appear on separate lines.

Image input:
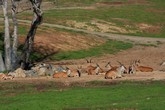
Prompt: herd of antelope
<box><xmin>53</xmin><ymin>59</ymin><xmax>154</xmax><ymax>79</ymax></box>
<box><xmin>0</xmin><ymin>59</ymin><xmax>154</xmax><ymax>80</ymax></box>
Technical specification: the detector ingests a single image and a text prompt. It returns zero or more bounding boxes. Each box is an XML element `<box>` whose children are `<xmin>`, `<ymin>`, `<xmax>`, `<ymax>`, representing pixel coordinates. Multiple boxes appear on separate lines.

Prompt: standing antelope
<box><xmin>105</xmin><ymin>62</ymin><xmax>127</xmax><ymax>79</ymax></box>
<box><xmin>134</xmin><ymin>60</ymin><xmax>153</xmax><ymax>72</ymax></box>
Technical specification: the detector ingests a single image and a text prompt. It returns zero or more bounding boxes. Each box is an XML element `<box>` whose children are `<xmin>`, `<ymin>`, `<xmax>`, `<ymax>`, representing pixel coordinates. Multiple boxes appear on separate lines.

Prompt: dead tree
<box><xmin>0</xmin><ymin>52</ymin><xmax>6</xmax><ymax>72</ymax></box>
<box><xmin>21</xmin><ymin>0</ymin><xmax>43</xmax><ymax>70</ymax></box>
<box><xmin>1</xmin><ymin>0</ymin><xmax>12</xmax><ymax>71</ymax></box>
<box><xmin>11</xmin><ymin>0</ymin><xmax>19</xmax><ymax>70</ymax></box>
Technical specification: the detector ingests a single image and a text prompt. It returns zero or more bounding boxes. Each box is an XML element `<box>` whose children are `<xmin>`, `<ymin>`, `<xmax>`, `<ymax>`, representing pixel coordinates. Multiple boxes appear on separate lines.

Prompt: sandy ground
<box><xmin>1</xmin><ymin>44</ymin><xmax>165</xmax><ymax>83</ymax></box>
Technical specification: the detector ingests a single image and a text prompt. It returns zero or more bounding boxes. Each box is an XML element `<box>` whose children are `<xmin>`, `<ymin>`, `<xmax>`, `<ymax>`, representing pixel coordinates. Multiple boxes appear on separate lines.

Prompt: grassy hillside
<box><xmin>17</xmin><ymin>0</ymin><xmax>165</xmax><ymax>38</ymax></box>
<box><xmin>0</xmin><ymin>0</ymin><xmax>164</xmax><ymax>61</ymax></box>
<box><xmin>44</xmin><ymin>0</ymin><xmax>165</xmax><ymax>38</ymax></box>
<box><xmin>52</xmin><ymin>40</ymin><xmax>133</xmax><ymax>60</ymax></box>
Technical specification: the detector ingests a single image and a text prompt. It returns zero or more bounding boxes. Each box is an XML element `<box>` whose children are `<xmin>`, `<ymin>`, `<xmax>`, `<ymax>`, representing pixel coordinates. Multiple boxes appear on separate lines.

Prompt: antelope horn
<box><xmin>105</xmin><ymin>62</ymin><xmax>110</xmax><ymax>67</ymax></box>
<box><xmin>86</xmin><ymin>59</ymin><xmax>89</xmax><ymax>63</ymax></box>
<box><xmin>130</xmin><ymin>60</ymin><xmax>134</xmax><ymax>65</ymax></box>
<box><xmin>117</xmin><ymin>61</ymin><xmax>122</xmax><ymax>65</ymax></box>
<box><xmin>90</xmin><ymin>59</ymin><xmax>92</xmax><ymax>63</ymax></box>
<box><xmin>138</xmin><ymin>59</ymin><xmax>141</xmax><ymax>63</ymax></box>
<box><xmin>96</xmin><ymin>63</ymin><xmax>100</xmax><ymax>67</ymax></box>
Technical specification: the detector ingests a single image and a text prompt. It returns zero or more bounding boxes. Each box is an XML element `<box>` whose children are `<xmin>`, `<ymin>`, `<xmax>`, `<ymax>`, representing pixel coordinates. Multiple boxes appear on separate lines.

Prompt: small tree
<box><xmin>0</xmin><ymin>52</ymin><xmax>5</xmax><ymax>72</ymax></box>
<box><xmin>11</xmin><ymin>0</ymin><xmax>19</xmax><ymax>70</ymax></box>
<box><xmin>21</xmin><ymin>0</ymin><xmax>43</xmax><ymax>70</ymax></box>
<box><xmin>0</xmin><ymin>0</ymin><xmax>43</xmax><ymax>71</ymax></box>
<box><xmin>1</xmin><ymin>0</ymin><xmax>12</xmax><ymax>71</ymax></box>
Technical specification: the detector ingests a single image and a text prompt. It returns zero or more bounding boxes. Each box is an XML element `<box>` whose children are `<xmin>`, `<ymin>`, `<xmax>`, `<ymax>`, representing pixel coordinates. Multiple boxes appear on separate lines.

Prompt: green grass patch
<box><xmin>42</xmin><ymin>1</ymin><xmax>165</xmax><ymax>37</ymax></box>
<box><xmin>18</xmin><ymin>25</ymin><xmax>29</xmax><ymax>35</ymax></box>
<box><xmin>53</xmin><ymin>40</ymin><xmax>133</xmax><ymax>60</ymax></box>
<box><xmin>45</xmin><ymin>0</ymin><xmax>127</xmax><ymax>7</ymax></box>
<box><xmin>42</xmin><ymin>5</ymin><xmax>164</xmax><ymax>25</ymax></box>
<box><xmin>16</xmin><ymin>0</ymin><xmax>165</xmax><ymax>38</ymax></box>
<box><xmin>0</xmin><ymin>81</ymin><xmax>165</xmax><ymax>110</ymax></box>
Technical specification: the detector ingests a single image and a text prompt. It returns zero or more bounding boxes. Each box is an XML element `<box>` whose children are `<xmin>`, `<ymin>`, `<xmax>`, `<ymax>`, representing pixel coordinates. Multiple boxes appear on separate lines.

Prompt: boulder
<box><xmin>24</xmin><ymin>70</ymin><xmax>38</xmax><ymax>77</ymax></box>
<box><xmin>37</xmin><ymin>67</ymin><xmax>47</xmax><ymax>76</ymax></box>
<box><xmin>11</xmin><ymin>68</ymin><xmax>26</xmax><ymax>78</ymax></box>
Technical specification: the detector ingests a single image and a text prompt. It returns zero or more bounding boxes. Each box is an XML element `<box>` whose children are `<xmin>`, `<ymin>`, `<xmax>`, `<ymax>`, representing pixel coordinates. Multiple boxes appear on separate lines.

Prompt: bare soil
<box><xmin>19</xmin><ymin>31</ymin><xmax>105</xmax><ymax>55</ymax></box>
<box><xmin>1</xmin><ymin>44</ymin><xmax>165</xmax><ymax>84</ymax></box>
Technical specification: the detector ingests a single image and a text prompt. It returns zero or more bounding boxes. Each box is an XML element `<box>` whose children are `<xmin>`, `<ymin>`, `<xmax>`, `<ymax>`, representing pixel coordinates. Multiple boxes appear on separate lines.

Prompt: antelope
<box><xmin>85</xmin><ymin>59</ymin><xmax>94</xmax><ymax>71</ymax></box>
<box><xmin>3</xmin><ymin>75</ymin><xmax>14</xmax><ymax>80</ymax></box>
<box><xmin>0</xmin><ymin>73</ymin><xmax>14</xmax><ymax>80</ymax></box>
<box><xmin>0</xmin><ymin>73</ymin><xmax>6</xmax><ymax>79</ymax></box>
<box><xmin>134</xmin><ymin>60</ymin><xmax>153</xmax><ymax>72</ymax></box>
<box><xmin>128</xmin><ymin>60</ymin><xmax>136</xmax><ymax>74</ymax></box>
<box><xmin>105</xmin><ymin>62</ymin><xmax>127</xmax><ymax>79</ymax></box>
<box><xmin>68</xmin><ymin>66</ymin><xmax>82</xmax><ymax>77</ymax></box>
<box><xmin>87</xmin><ymin>64</ymin><xmax>104</xmax><ymax>75</ymax></box>
<box><xmin>53</xmin><ymin>67</ymin><xmax>70</xmax><ymax>78</ymax></box>
<box><xmin>160</xmin><ymin>61</ymin><xmax>165</xmax><ymax>66</ymax></box>
<box><xmin>85</xmin><ymin>59</ymin><xmax>104</xmax><ymax>75</ymax></box>
<box><xmin>105</xmin><ymin>62</ymin><xmax>118</xmax><ymax>71</ymax></box>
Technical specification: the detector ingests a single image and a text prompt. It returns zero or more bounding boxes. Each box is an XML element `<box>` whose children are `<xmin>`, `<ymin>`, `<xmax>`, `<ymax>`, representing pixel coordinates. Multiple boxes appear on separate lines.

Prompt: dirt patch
<box><xmin>137</xmin><ymin>23</ymin><xmax>161</xmax><ymax>34</ymax></box>
<box><xmin>66</xmin><ymin>19</ymin><xmax>137</xmax><ymax>34</ymax></box>
<box><xmin>1</xmin><ymin>44</ymin><xmax>165</xmax><ymax>84</ymax></box>
<box><xmin>19</xmin><ymin>31</ymin><xmax>106</xmax><ymax>55</ymax></box>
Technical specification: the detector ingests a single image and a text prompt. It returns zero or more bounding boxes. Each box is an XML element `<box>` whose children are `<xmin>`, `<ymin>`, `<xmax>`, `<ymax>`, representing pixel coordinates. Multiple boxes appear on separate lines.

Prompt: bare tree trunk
<box><xmin>0</xmin><ymin>52</ymin><xmax>6</xmax><ymax>72</ymax></box>
<box><xmin>0</xmin><ymin>0</ymin><xmax>2</xmax><ymax>5</ymax></box>
<box><xmin>2</xmin><ymin>0</ymin><xmax>11</xmax><ymax>71</ymax></box>
<box><xmin>11</xmin><ymin>0</ymin><xmax>18</xmax><ymax>70</ymax></box>
<box><xmin>21</xmin><ymin>0</ymin><xmax>43</xmax><ymax>70</ymax></box>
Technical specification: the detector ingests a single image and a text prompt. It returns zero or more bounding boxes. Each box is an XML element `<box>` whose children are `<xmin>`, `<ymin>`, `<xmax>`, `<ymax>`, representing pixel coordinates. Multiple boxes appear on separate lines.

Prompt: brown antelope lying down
<box><xmin>128</xmin><ymin>60</ymin><xmax>136</xmax><ymax>74</ymax></box>
<box><xmin>53</xmin><ymin>67</ymin><xmax>81</xmax><ymax>78</ymax></box>
<box><xmin>105</xmin><ymin>62</ymin><xmax>127</xmax><ymax>79</ymax></box>
<box><xmin>85</xmin><ymin>59</ymin><xmax>104</xmax><ymax>75</ymax></box>
<box><xmin>86</xmin><ymin>64</ymin><xmax>104</xmax><ymax>75</ymax></box>
<box><xmin>68</xmin><ymin>66</ymin><xmax>82</xmax><ymax>77</ymax></box>
<box><xmin>128</xmin><ymin>60</ymin><xmax>153</xmax><ymax>73</ymax></box>
<box><xmin>0</xmin><ymin>73</ymin><xmax>14</xmax><ymax>80</ymax></box>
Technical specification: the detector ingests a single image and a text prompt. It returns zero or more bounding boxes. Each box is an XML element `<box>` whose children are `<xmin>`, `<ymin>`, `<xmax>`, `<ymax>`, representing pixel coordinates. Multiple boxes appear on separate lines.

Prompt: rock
<box><xmin>11</xmin><ymin>68</ymin><xmax>26</xmax><ymax>78</ymax></box>
<box><xmin>38</xmin><ymin>67</ymin><xmax>47</xmax><ymax>76</ymax></box>
<box><xmin>24</xmin><ymin>70</ymin><xmax>38</xmax><ymax>77</ymax></box>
